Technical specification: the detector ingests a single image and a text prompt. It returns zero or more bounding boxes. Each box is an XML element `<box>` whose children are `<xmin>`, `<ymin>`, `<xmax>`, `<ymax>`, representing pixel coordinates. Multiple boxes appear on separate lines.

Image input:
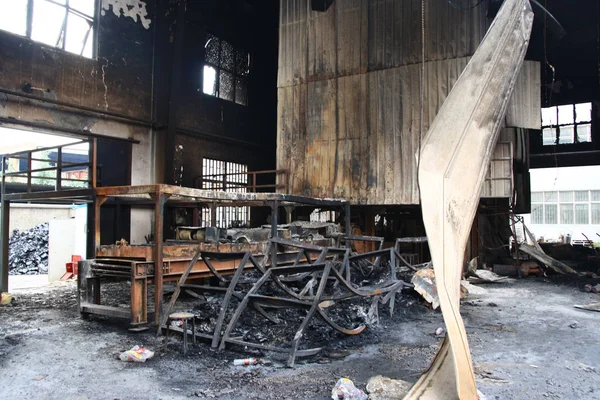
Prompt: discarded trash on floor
<box><xmin>469</xmin><ymin>269</ymin><xmax>511</xmax><ymax>284</ymax></box>
<box><xmin>331</xmin><ymin>378</ymin><xmax>367</xmax><ymax>400</ymax></box>
<box><xmin>366</xmin><ymin>375</ymin><xmax>411</xmax><ymax>399</ymax></box>
<box><xmin>119</xmin><ymin>345</ymin><xmax>155</xmax><ymax>362</ymax></box>
<box><xmin>518</xmin><ymin>243</ymin><xmax>578</xmax><ymax>275</ymax></box>
<box><xmin>584</xmin><ymin>284</ymin><xmax>600</xmax><ymax>293</ymax></box>
<box><xmin>233</xmin><ymin>358</ymin><xmax>257</xmax><ymax>366</ymax></box>
<box><xmin>461</xmin><ymin>280</ymin><xmax>487</xmax><ymax>296</ymax></box>
<box><xmin>411</xmin><ymin>268</ymin><xmax>439</xmax><ymax>309</ymax></box>
<box><xmin>574</xmin><ymin>302</ymin><xmax>600</xmax><ymax>313</ymax></box>
<box><xmin>1</xmin><ymin>292</ymin><xmax>13</xmax><ymax>305</ymax></box>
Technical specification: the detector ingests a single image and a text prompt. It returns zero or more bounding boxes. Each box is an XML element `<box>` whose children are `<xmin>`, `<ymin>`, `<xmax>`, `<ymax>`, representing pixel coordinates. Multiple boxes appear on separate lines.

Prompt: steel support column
<box><xmin>153</xmin><ymin>191</ymin><xmax>169</xmax><ymax>325</ymax></box>
<box><xmin>270</xmin><ymin>200</ymin><xmax>279</xmax><ymax>268</ymax></box>
<box><xmin>0</xmin><ymin>199</ymin><xmax>9</xmax><ymax>292</ymax></box>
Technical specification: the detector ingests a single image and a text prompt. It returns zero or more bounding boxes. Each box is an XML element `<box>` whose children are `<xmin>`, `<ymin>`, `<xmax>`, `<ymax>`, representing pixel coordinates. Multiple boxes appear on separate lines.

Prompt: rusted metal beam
<box><xmin>94</xmin><ymin>184</ymin><xmax>348</xmax><ymax>207</ymax></box>
<box><xmin>152</xmin><ymin>191</ymin><xmax>169</xmax><ymax>325</ymax></box>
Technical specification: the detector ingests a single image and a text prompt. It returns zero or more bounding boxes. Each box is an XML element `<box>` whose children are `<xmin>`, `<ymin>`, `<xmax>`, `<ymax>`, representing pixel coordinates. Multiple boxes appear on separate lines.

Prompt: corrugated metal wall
<box><xmin>277</xmin><ymin>0</ymin><xmax>540</xmax><ymax>205</ymax></box>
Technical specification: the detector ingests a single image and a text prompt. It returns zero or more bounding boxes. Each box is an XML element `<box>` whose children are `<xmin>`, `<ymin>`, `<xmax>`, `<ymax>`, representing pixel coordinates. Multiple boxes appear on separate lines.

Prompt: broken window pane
<box><xmin>82</xmin><ymin>27</ymin><xmax>94</xmax><ymax>58</ymax></box>
<box><xmin>0</xmin><ymin>0</ymin><xmax>95</xmax><ymax>59</ymax></box>
<box><xmin>0</xmin><ymin>0</ymin><xmax>28</xmax><ymax>36</ymax></box>
<box><xmin>203</xmin><ymin>65</ymin><xmax>218</xmax><ymax>96</ymax></box>
<box><xmin>219</xmin><ymin>70</ymin><xmax>234</xmax><ymax>101</ymax></box>
<box><xmin>544</xmin><ymin>204</ymin><xmax>557</xmax><ymax>224</ymax></box>
<box><xmin>236</xmin><ymin>50</ymin><xmax>250</xmax><ymax>76</ymax></box>
<box><xmin>235</xmin><ymin>78</ymin><xmax>247</xmax><ymax>106</ymax></box>
<box><xmin>221</xmin><ymin>40</ymin><xmax>235</xmax><ymax>72</ymax></box>
<box><xmin>32</xmin><ymin>0</ymin><xmax>67</xmax><ymax>48</ymax></box>
<box><xmin>560</xmin><ymin>204</ymin><xmax>574</xmax><ymax>224</ymax></box>
<box><xmin>205</xmin><ymin>34</ymin><xmax>220</xmax><ymax>65</ymax></box>
<box><xmin>203</xmin><ymin>33</ymin><xmax>249</xmax><ymax>105</ymax></box>
<box><xmin>575</xmin><ymin>204</ymin><xmax>589</xmax><ymax>224</ymax></box>
<box><xmin>65</xmin><ymin>12</ymin><xmax>93</xmax><ymax>55</ymax></box>
<box><xmin>69</xmin><ymin>0</ymin><xmax>95</xmax><ymax>17</ymax></box>
<box><xmin>575</xmin><ymin>102</ymin><xmax>592</xmax><ymax>123</ymax></box>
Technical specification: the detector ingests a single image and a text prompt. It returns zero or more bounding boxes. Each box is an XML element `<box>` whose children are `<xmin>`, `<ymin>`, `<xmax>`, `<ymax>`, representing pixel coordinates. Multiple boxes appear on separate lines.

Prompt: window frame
<box><xmin>532</xmin><ymin>190</ymin><xmax>600</xmax><ymax>225</ymax></box>
<box><xmin>200</xmin><ymin>158</ymin><xmax>250</xmax><ymax>228</ymax></box>
<box><xmin>0</xmin><ymin>0</ymin><xmax>98</xmax><ymax>59</ymax></box>
<box><xmin>541</xmin><ymin>103</ymin><xmax>592</xmax><ymax>146</ymax></box>
<box><xmin>202</xmin><ymin>32</ymin><xmax>250</xmax><ymax>106</ymax></box>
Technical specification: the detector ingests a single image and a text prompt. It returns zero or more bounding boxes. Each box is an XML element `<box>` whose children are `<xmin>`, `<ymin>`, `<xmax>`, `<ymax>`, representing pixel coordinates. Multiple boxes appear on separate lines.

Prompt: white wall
<box><xmin>521</xmin><ymin>165</ymin><xmax>600</xmax><ymax>242</ymax></box>
<box><xmin>48</xmin><ymin>219</ymin><xmax>77</xmax><ymax>282</ymax></box>
<box><xmin>7</xmin><ymin>204</ymin><xmax>74</xmax><ymax>232</ymax></box>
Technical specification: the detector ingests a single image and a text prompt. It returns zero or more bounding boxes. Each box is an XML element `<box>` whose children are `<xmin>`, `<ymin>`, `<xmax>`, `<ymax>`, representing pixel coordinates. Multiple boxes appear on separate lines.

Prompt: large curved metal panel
<box><xmin>404</xmin><ymin>0</ymin><xmax>534</xmax><ymax>398</ymax></box>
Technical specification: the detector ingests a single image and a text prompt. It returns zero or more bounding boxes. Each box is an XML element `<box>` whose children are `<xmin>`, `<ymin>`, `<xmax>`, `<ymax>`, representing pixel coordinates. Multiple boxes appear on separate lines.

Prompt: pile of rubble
<box><xmin>8</xmin><ymin>223</ymin><xmax>49</xmax><ymax>275</ymax></box>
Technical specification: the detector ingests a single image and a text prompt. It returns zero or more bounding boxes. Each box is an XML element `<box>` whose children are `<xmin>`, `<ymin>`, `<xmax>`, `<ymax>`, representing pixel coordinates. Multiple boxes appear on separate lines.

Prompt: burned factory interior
<box><xmin>1</xmin><ymin>0</ymin><xmax>600</xmax><ymax>399</ymax></box>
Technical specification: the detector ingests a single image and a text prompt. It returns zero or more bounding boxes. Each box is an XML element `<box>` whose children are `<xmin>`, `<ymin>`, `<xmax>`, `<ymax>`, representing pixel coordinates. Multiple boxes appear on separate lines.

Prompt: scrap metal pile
<box><xmin>8</xmin><ymin>223</ymin><xmax>49</xmax><ymax>275</ymax></box>
<box><xmin>162</xmin><ymin>236</ymin><xmax>421</xmax><ymax>366</ymax></box>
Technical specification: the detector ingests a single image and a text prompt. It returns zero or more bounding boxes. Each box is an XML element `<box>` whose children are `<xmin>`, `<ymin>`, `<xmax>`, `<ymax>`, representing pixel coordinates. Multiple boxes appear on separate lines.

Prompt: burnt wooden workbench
<box><xmin>88</xmin><ymin>184</ymin><xmax>350</xmax><ymax>326</ymax></box>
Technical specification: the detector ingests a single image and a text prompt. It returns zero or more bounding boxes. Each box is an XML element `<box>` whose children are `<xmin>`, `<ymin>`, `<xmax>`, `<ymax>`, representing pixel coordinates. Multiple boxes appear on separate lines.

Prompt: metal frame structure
<box><xmin>0</xmin><ymin>139</ymin><xmax>97</xmax><ymax>292</ymax></box>
<box><xmin>87</xmin><ymin>184</ymin><xmax>350</xmax><ymax>326</ymax></box>
<box><xmin>160</xmin><ymin>236</ymin><xmax>414</xmax><ymax>367</ymax></box>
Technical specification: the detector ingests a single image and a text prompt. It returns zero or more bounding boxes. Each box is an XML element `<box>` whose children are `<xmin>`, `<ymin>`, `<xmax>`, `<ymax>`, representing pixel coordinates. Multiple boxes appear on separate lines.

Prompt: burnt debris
<box><xmin>8</xmin><ymin>223</ymin><xmax>49</xmax><ymax>275</ymax></box>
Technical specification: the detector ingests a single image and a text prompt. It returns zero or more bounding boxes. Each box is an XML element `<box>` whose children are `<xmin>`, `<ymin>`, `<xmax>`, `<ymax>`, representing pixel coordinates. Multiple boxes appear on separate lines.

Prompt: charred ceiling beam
<box><xmin>311</xmin><ymin>0</ymin><xmax>335</xmax><ymax>12</ymax></box>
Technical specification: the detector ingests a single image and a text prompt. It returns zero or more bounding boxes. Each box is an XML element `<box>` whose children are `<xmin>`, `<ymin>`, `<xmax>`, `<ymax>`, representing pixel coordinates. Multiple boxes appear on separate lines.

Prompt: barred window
<box><xmin>201</xmin><ymin>158</ymin><xmax>249</xmax><ymax>228</ymax></box>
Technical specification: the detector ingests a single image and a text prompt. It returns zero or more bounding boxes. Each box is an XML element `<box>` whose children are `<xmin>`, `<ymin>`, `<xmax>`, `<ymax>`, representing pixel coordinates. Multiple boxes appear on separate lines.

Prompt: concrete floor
<box><xmin>0</xmin><ymin>278</ymin><xmax>599</xmax><ymax>399</ymax></box>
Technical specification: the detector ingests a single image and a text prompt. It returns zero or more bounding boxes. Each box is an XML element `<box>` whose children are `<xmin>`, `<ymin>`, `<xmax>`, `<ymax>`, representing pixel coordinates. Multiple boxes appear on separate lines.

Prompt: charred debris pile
<box><xmin>8</xmin><ymin>223</ymin><xmax>49</xmax><ymax>275</ymax></box>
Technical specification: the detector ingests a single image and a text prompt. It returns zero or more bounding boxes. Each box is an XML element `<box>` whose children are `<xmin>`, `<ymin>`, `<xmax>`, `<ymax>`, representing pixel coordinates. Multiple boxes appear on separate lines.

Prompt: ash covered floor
<box><xmin>1</xmin><ymin>279</ymin><xmax>599</xmax><ymax>400</ymax></box>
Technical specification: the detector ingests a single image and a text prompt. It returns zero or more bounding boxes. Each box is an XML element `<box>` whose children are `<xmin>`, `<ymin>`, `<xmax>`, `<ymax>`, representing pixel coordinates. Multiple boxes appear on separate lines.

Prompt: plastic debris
<box><xmin>1</xmin><ymin>293</ymin><xmax>13</xmax><ymax>305</ymax></box>
<box><xmin>584</xmin><ymin>284</ymin><xmax>600</xmax><ymax>293</ymax></box>
<box><xmin>366</xmin><ymin>375</ymin><xmax>411</xmax><ymax>399</ymax></box>
<box><xmin>331</xmin><ymin>378</ymin><xmax>367</xmax><ymax>400</ymax></box>
<box><xmin>435</xmin><ymin>327</ymin><xmax>445</xmax><ymax>336</ymax></box>
<box><xmin>233</xmin><ymin>358</ymin><xmax>257</xmax><ymax>366</ymax></box>
<box><xmin>411</xmin><ymin>268</ymin><xmax>439</xmax><ymax>309</ymax></box>
<box><xmin>119</xmin><ymin>345</ymin><xmax>155</xmax><ymax>362</ymax></box>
